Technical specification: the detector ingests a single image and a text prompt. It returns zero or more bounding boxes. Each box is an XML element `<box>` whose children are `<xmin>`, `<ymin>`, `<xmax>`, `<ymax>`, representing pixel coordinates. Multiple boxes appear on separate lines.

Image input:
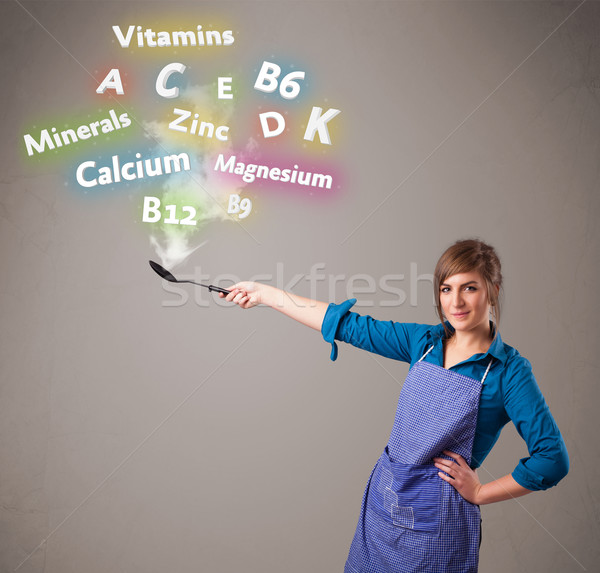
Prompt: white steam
<box><xmin>142</xmin><ymin>83</ymin><xmax>253</xmax><ymax>269</ymax></box>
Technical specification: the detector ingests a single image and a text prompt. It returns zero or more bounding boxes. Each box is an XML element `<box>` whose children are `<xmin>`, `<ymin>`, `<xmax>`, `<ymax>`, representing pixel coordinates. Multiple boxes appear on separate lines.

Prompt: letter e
<box><xmin>218</xmin><ymin>77</ymin><xmax>233</xmax><ymax>100</ymax></box>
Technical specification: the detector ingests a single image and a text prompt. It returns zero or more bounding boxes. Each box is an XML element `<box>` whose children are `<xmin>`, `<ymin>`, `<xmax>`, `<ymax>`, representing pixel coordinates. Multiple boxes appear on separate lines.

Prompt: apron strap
<box><xmin>481</xmin><ymin>358</ymin><xmax>494</xmax><ymax>384</ymax></box>
<box><xmin>417</xmin><ymin>345</ymin><xmax>435</xmax><ymax>362</ymax></box>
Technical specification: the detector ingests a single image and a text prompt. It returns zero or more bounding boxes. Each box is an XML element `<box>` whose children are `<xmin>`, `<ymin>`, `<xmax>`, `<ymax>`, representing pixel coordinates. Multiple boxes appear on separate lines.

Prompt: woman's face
<box><xmin>439</xmin><ymin>270</ymin><xmax>492</xmax><ymax>337</ymax></box>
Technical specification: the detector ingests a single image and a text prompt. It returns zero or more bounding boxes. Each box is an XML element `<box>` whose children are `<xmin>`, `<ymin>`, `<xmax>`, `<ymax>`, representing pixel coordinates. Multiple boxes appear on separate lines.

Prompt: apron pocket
<box><xmin>391</xmin><ymin>504</ymin><xmax>414</xmax><ymax>529</ymax></box>
<box><xmin>379</xmin><ymin>458</ymin><xmax>441</xmax><ymax>536</ymax></box>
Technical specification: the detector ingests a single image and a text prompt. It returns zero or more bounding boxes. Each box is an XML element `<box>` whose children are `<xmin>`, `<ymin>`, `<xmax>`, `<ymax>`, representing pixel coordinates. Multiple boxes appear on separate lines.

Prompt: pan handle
<box><xmin>208</xmin><ymin>285</ymin><xmax>231</xmax><ymax>295</ymax></box>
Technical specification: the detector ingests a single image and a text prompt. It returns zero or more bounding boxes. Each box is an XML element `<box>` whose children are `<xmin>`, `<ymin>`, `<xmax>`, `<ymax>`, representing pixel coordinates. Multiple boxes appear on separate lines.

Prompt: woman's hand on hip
<box><xmin>433</xmin><ymin>450</ymin><xmax>483</xmax><ymax>504</ymax></box>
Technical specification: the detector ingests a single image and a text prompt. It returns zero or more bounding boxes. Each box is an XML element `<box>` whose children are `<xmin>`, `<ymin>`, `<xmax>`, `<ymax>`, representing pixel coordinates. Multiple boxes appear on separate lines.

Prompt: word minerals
<box><xmin>76</xmin><ymin>152</ymin><xmax>191</xmax><ymax>188</ymax></box>
<box><xmin>23</xmin><ymin>110</ymin><xmax>131</xmax><ymax>157</ymax></box>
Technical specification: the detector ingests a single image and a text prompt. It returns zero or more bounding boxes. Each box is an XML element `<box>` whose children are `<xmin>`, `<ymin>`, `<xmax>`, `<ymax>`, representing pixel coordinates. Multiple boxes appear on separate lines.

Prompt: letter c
<box><xmin>76</xmin><ymin>160</ymin><xmax>97</xmax><ymax>188</ymax></box>
<box><xmin>216</xmin><ymin>125</ymin><xmax>229</xmax><ymax>141</ymax></box>
<box><xmin>156</xmin><ymin>63</ymin><xmax>187</xmax><ymax>99</ymax></box>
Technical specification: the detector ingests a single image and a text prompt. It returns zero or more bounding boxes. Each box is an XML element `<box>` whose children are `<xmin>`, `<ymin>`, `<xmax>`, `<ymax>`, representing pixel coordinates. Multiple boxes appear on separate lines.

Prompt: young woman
<box><xmin>219</xmin><ymin>239</ymin><xmax>569</xmax><ymax>572</ymax></box>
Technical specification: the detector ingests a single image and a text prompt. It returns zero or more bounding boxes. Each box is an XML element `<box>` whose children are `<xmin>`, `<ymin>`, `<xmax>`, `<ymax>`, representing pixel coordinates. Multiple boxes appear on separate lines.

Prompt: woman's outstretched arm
<box><xmin>219</xmin><ymin>282</ymin><xmax>328</xmax><ymax>331</ymax></box>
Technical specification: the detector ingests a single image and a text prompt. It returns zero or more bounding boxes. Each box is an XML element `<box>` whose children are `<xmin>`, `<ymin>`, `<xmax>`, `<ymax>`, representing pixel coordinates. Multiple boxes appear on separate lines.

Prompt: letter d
<box><xmin>259</xmin><ymin>112</ymin><xmax>285</xmax><ymax>139</ymax></box>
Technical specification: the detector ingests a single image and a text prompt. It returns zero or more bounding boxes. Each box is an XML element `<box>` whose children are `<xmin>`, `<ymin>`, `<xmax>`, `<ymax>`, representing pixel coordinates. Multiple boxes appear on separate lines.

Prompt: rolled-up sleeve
<box><xmin>321</xmin><ymin>299</ymin><xmax>358</xmax><ymax>361</ymax></box>
<box><xmin>504</xmin><ymin>357</ymin><xmax>569</xmax><ymax>490</ymax></box>
<box><xmin>320</xmin><ymin>298</ymin><xmax>426</xmax><ymax>363</ymax></box>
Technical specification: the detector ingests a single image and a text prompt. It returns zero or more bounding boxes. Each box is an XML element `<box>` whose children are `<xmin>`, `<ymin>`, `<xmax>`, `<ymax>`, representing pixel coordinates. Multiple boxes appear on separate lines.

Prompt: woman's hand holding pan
<box><xmin>219</xmin><ymin>281</ymin><xmax>264</xmax><ymax>309</ymax></box>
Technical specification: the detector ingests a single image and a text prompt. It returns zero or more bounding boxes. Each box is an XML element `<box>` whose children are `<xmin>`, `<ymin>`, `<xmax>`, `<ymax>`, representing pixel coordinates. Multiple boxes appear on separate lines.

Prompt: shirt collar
<box><xmin>427</xmin><ymin>321</ymin><xmax>508</xmax><ymax>366</ymax></box>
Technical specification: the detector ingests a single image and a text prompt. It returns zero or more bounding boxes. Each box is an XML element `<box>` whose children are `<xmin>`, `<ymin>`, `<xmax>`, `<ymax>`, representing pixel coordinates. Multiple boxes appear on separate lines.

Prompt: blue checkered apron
<box><xmin>345</xmin><ymin>347</ymin><xmax>492</xmax><ymax>573</ymax></box>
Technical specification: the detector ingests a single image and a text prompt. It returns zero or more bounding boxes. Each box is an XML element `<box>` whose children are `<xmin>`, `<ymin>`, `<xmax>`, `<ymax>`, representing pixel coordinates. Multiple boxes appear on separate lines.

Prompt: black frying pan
<box><xmin>149</xmin><ymin>260</ymin><xmax>231</xmax><ymax>295</ymax></box>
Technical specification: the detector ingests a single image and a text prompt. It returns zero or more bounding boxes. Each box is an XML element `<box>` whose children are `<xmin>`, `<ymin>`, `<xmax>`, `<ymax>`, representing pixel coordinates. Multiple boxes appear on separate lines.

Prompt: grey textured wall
<box><xmin>1</xmin><ymin>1</ymin><xmax>598</xmax><ymax>572</ymax></box>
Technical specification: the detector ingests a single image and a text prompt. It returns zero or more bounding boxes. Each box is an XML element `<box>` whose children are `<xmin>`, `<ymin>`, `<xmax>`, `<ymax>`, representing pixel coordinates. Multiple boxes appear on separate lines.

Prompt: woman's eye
<box><xmin>440</xmin><ymin>287</ymin><xmax>450</xmax><ymax>293</ymax></box>
<box><xmin>464</xmin><ymin>286</ymin><xmax>477</xmax><ymax>291</ymax></box>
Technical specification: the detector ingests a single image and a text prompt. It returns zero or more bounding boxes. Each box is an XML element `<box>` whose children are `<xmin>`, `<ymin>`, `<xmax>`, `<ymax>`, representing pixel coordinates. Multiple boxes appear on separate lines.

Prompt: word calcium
<box><xmin>76</xmin><ymin>152</ymin><xmax>191</xmax><ymax>188</ymax></box>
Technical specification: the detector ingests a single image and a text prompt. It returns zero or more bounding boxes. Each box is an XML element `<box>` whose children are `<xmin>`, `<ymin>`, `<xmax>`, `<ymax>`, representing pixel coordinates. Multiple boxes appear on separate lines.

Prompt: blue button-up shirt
<box><xmin>321</xmin><ymin>299</ymin><xmax>569</xmax><ymax>491</ymax></box>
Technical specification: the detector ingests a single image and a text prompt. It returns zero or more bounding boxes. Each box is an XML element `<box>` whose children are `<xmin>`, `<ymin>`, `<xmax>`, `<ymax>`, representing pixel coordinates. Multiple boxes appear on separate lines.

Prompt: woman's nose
<box><xmin>453</xmin><ymin>292</ymin><xmax>464</xmax><ymax>307</ymax></box>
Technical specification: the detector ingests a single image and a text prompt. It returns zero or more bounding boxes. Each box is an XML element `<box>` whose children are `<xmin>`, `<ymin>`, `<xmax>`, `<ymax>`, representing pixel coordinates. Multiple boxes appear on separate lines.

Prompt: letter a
<box><xmin>96</xmin><ymin>69</ymin><xmax>125</xmax><ymax>95</ymax></box>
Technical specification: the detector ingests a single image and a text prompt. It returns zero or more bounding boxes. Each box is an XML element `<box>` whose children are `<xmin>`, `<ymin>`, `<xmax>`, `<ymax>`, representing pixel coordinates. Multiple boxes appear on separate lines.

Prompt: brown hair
<box><xmin>434</xmin><ymin>239</ymin><xmax>503</xmax><ymax>338</ymax></box>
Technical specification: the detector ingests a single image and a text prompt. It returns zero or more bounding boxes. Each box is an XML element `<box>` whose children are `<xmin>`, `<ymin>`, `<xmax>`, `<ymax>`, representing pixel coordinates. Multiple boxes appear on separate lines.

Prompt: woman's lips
<box><xmin>452</xmin><ymin>311</ymin><xmax>469</xmax><ymax>318</ymax></box>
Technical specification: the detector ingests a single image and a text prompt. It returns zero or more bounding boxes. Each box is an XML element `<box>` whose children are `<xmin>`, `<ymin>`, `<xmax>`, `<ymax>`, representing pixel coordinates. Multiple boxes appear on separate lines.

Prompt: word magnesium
<box><xmin>214</xmin><ymin>154</ymin><xmax>333</xmax><ymax>190</ymax></box>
